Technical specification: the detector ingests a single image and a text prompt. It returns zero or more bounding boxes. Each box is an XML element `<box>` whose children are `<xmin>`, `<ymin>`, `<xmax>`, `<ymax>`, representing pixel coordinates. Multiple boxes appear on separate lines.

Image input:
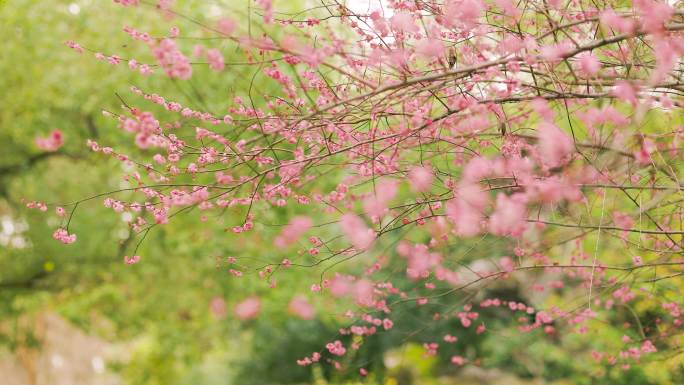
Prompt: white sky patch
<box><xmin>346</xmin><ymin>0</ymin><xmax>394</xmax><ymax>17</ymax></box>
<box><xmin>343</xmin><ymin>0</ymin><xmax>396</xmax><ymax>45</ymax></box>
<box><xmin>68</xmin><ymin>3</ymin><xmax>80</xmax><ymax>15</ymax></box>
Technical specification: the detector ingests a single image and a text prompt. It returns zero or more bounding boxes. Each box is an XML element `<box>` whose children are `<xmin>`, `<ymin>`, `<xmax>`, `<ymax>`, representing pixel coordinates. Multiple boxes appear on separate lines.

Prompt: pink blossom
<box><xmin>274</xmin><ymin>216</ymin><xmax>312</xmax><ymax>248</ymax></box>
<box><xmin>612</xmin><ymin>81</ymin><xmax>639</xmax><ymax>106</ymax></box>
<box><xmin>600</xmin><ymin>9</ymin><xmax>636</xmax><ymax>35</ymax></box>
<box><xmin>641</xmin><ymin>340</ymin><xmax>657</xmax><ymax>353</ymax></box>
<box><xmin>113</xmin><ymin>0</ymin><xmax>140</xmax><ymax>6</ymax></box>
<box><xmin>447</xmin><ymin>183</ymin><xmax>489</xmax><ymax>237</ymax></box>
<box><xmin>537</xmin><ymin>122</ymin><xmax>574</xmax><ymax>168</ymax></box>
<box><xmin>210</xmin><ymin>296</ymin><xmax>227</xmax><ymax>319</ymax></box>
<box><xmin>64</xmin><ymin>40</ymin><xmax>84</xmax><ymax>53</ymax></box>
<box><xmin>444</xmin><ymin>334</ymin><xmax>458</xmax><ymax>343</ymax></box>
<box><xmin>326</xmin><ymin>340</ymin><xmax>346</xmax><ymax>356</ymax></box>
<box><xmin>256</xmin><ymin>0</ymin><xmax>273</xmax><ymax>24</ymax></box>
<box><xmin>40</xmin><ymin>0</ymin><xmax>684</xmax><ymax>373</ymax></box>
<box><xmin>495</xmin><ymin>0</ymin><xmax>521</xmax><ymax>20</ymax></box>
<box><xmin>217</xmin><ymin>18</ymin><xmax>236</xmax><ymax>35</ymax></box>
<box><xmin>489</xmin><ymin>193</ymin><xmax>527</xmax><ymax>237</ymax></box>
<box><xmin>124</xmin><ymin>255</ymin><xmax>141</xmax><ymax>264</ymax></box>
<box><xmin>613</xmin><ymin>211</ymin><xmax>634</xmax><ymax>230</ymax></box>
<box><xmin>35</xmin><ymin>129</ymin><xmax>64</xmax><ymax>152</ymax></box>
<box><xmin>206</xmin><ymin>48</ymin><xmax>225</xmax><ymax>71</ymax></box>
<box><xmin>354</xmin><ymin>279</ymin><xmax>374</xmax><ymax>306</ymax></box>
<box><xmin>364</xmin><ymin>180</ymin><xmax>398</xmax><ymax>218</ymax></box>
<box><xmin>462</xmin><ymin>156</ymin><xmax>492</xmax><ymax>182</ymax></box>
<box><xmin>531</xmin><ymin>97</ymin><xmax>554</xmax><ymax>122</ymax></box>
<box><xmin>139</xmin><ymin>64</ymin><xmax>153</xmax><ymax>75</ymax></box>
<box><xmin>235</xmin><ymin>296</ymin><xmax>261</xmax><ymax>320</ymax></box>
<box><xmin>329</xmin><ymin>276</ymin><xmax>352</xmax><ymax>297</ymax></box>
<box><xmin>635</xmin><ymin>0</ymin><xmax>673</xmax><ymax>34</ymax></box>
<box><xmin>157</xmin><ymin>0</ymin><xmax>174</xmax><ymax>10</ymax></box>
<box><xmin>169</xmin><ymin>26</ymin><xmax>180</xmax><ymax>38</ymax></box>
<box><xmin>415</xmin><ymin>39</ymin><xmax>445</xmax><ymax>59</ymax></box>
<box><xmin>289</xmin><ymin>296</ymin><xmax>315</xmax><ymax>319</ymax></box>
<box><xmin>500</xmin><ymin>256</ymin><xmax>515</xmax><ymax>273</ymax></box>
<box><xmin>52</xmin><ymin>228</ymin><xmax>76</xmax><ymax>244</ymax></box>
<box><xmin>577</xmin><ymin>52</ymin><xmax>601</xmax><ymax>77</ymax></box>
<box><xmin>445</xmin><ymin>0</ymin><xmax>485</xmax><ymax>27</ymax></box>
<box><xmin>152</xmin><ymin>39</ymin><xmax>192</xmax><ymax>79</ymax></box>
<box><xmin>340</xmin><ymin>214</ymin><xmax>375</xmax><ymax>250</ymax></box>
<box><xmin>408</xmin><ymin>166</ymin><xmax>434</xmax><ymax>192</ymax></box>
<box><xmin>634</xmin><ymin>139</ymin><xmax>655</xmax><ymax>165</ymax></box>
<box><xmin>390</xmin><ymin>12</ymin><xmax>418</xmax><ymax>33</ymax></box>
<box><xmin>536</xmin><ymin>311</ymin><xmax>553</xmax><ymax>324</ymax></box>
<box><xmin>651</xmin><ymin>38</ymin><xmax>680</xmax><ymax>83</ymax></box>
<box><xmin>541</xmin><ymin>41</ymin><xmax>573</xmax><ymax>63</ymax></box>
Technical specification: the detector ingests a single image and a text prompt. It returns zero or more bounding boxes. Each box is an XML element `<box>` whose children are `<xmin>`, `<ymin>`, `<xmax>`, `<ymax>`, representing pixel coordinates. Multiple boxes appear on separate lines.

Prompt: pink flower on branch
<box><xmin>274</xmin><ymin>216</ymin><xmax>312</xmax><ymax>248</ymax></box>
<box><xmin>340</xmin><ymin>214</ymin><xmax>375</xmax><ymax>250</ymax></box>
<box><xmin>52</xmin><ymin>228</ymin><xmax>76</xmax><ymax>244</ymax></box>
<box><xmin>235</xmin><ymin>297</ymin><xmax>261</xmax><ymax>320</ymax></box>
<box><xmin>537</xmin><ymin>122</ymin><xmax>574</xmax><ymax>168</ymax></box>
<box><xmin>44</xmin><ymin>0</ymin><xmax>684</xmax><ymax>376</ymax></box>
<box><xmin>35</xmin><ymin>129</ymin><xmax>64</xmax><ymax>152</ymax></box>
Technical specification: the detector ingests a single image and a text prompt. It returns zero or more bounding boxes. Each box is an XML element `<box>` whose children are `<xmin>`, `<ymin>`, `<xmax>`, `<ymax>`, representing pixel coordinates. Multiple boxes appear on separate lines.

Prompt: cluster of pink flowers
<box><xmin>339</xmin><ymin>214</ymin><xmax>375</xmax><ymax>250</ymax></box>
<box><xmin>288</xmin><ymin>296</ymin><xmax>315</xmax><ymax>319</ymax></box>
<box><xmin>113</xmin><ymin>0</ymin><xmax>139</xmax><ymax>6</ymax></box>
<box><xmin>64</xmin><ymin>40</ymin><xmax>83</xmax><ymax>53</ymax></box>
<box><xmin>124</xmin><ymin>255</ymin><xmax>141</xmax><ymax>264</ymax></box>
<box><xmin>122</xmin><ymin>26</ymin><xmax>151</xmax><ymax>42</ymax></box>
<box><xmin>325</xmin><ymin>340</ymin><xmax>346</xmax><ymax>356</ymax></box>
<box><xmin>206</xmin><ymin>49</ymin><xmax>224</xmax><ymax>71</ymax></box>
<box><xmin>152</xmin><ymin>39</ymin><xmax>191</xmax><ymax>79</ymax></box>
<box><xmin>45</xmin><ymin>0</ymin><xmax>684</xmax><ymax>378</ymax></box>
<box><xmin>274</xmin><ymin>216</ymin><xmax>312</xmax><ymax>248</ymax></box>
<box><xmin>26</xmin><ymin>201</ymin><xmax>48</xmax><ymax>211</ymax></box>
<box><xmin>296</xmin><ymin>351</ymin><xmax>320</xmax><ymax>366</ymax></box>
<box><xmin>35</xmin><ymin>129</ymin><xmax>64</xmax><ymax>151</ymax></box>
<box><xmin>52</xmin><ymin>228</ymin><xmax>76</xmax><ymax>244</ymax></box>
<box><xmin>234</xmin><ymin>297</ymin><xmax>261</xmax><ymax>320</ymax></box>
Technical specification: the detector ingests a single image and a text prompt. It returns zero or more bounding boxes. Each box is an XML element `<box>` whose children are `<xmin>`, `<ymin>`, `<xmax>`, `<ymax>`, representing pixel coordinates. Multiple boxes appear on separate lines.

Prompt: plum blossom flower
<box><xmin>408</xmin><ymin>166</ymin><xmax>434</xmax><ymax>192</ymax></box>
<box><xmin>206</xmin><ymin>48</ymin><xmax>225</xmax><ymax>71</ymax></box>
<box><xmin>210</xmin><ymin>296</ymin><xmax>227</xmax><ymax>319</ymax></box>
<box><xmin>35</xmin><ymin>129</ymin><xmax>64</xmax><ymax>152</ymax></box>
<box><xmin>124</xmin><ymin>255</ymin><xmax>141</xmax><ymax>264</ymax></box>
<box><xmin>289</xmin><ymin>296</ymin><xmax>315</xmax><ymax>319</ymax></box>
<box><xmin>274</xmin><ymin>216</ymin><xmax>312</xmax><ymax>248</ymax></box>
<box><xmin>235</xmin><ymin>296</ymin><xmax>261</xmax><ymax>320</ymax></box>
<box><xmin>340</xmin><ymin>214</ymin><xmax>375</xmax><ymax>250</ymax></box>
<box><xmin>537</xmin><ymin>122</ymin><xmax>574</xmax><ymax>168</ymax></box>
<box><xmin>52</xmin><ymin>228</ymin><xmax>76</xmax><ymax>244</ymax></box>
<box><xmin>489</xmin><ymin>193</ymin><xmax>527</xmax><ymax>237</ymax></box>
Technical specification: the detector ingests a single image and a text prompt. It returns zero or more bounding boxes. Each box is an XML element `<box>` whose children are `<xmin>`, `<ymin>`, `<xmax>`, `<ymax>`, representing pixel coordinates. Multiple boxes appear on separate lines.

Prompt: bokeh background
<box><xmin>1</xmin><ymin>1</ymin><xmax>682</xmax><ymax>385</ymax></box>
